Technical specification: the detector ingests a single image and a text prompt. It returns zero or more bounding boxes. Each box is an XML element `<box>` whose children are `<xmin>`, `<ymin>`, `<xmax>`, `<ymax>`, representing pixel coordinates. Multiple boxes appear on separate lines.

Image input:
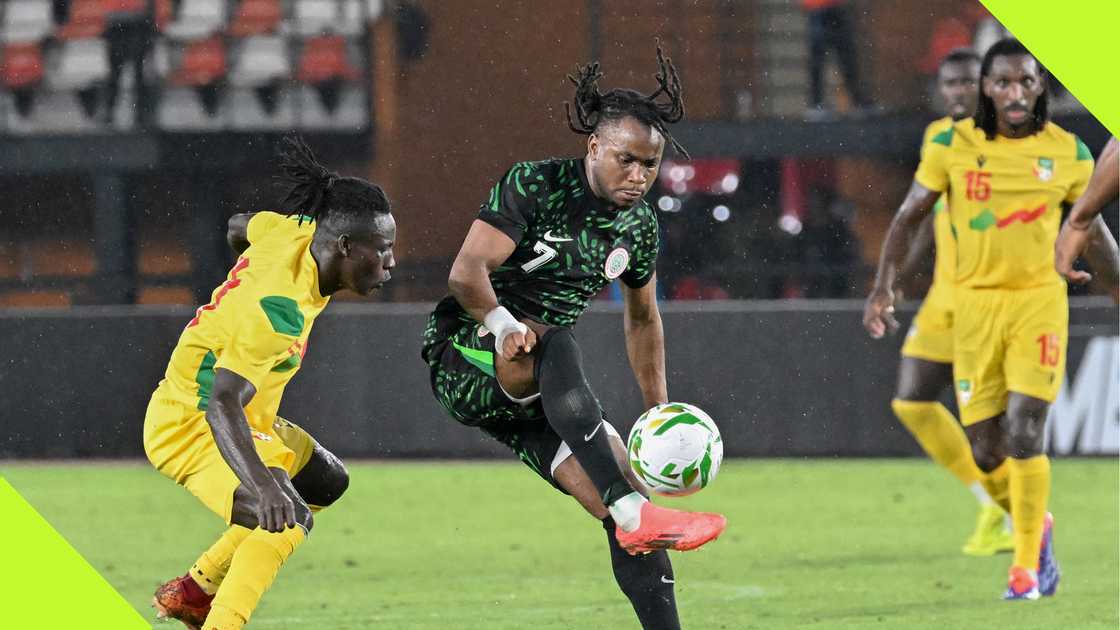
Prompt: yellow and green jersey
<box><xmin>920</xmin><ymin>117</ymin><xmax>957</xmax><ymax>309</ymax></box>
<box><xmin>153</xmin><ymin>212</ymin><xmax>329</xmax><ymax>432</ymax></box>
<box><xmin>914</xmin><ymin>119</ymin><xmax>1093</xmax><ymax>291</ymax></box>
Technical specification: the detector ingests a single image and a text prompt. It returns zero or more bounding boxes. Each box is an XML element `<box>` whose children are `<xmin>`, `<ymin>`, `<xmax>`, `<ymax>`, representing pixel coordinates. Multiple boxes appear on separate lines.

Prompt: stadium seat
<box><xmin>297</xmin><ymin>35</ymin><xmax>359</xmax><ymax>83</ymax></box>
<box><xmin>56</xmin><ymin>0</ymin><xmax>108</xmax><ymax>40</ymax></box>
<box><xmin>51</xmin><ymin>37</ymin><xmax>110</xmax><ymax>119</ymax></box>
<box><xmin>170</xmin><ymin>35</ymin><xmax>227</xmax><ymax>87</ymax></box>
<box><xmin>229</xmin><ymin>35</ymin><xmax>289</xmax><ymax>87</ymax></box>
<box><xmin>169</xmin><ymin>35</ymin><xmax>227</xmax><ymax>115</ymax></box>
<box><xmin>229</xmin><ymin>35</ymin><xmax>290</xmax><ymax>117</ymax></box>
<box><xmin>1</xmin><ymin>42</ymin><xmax>43</xmax><ymax>116</ymax></box>
<box><xmin>294</xmin><ymin>0</ymin><xmax>339</xmax><ymax>37</ymax></box>
<box><xmin>297</xmin><ymin>35</ymin><xmax>359</xmax><ymax>114</ymax></box>
<box><xmin>229</xmin><ymin>0</ymin><xmax>281</xmax><ymax>37</ymax></box>
<box><xmin>162</xmin><ymin>0</ymin><xmax>226</xmax><ymax>41</ymax></box>
<box><xmin>1</xmin><ymin>0</ymin><xmax>54</xmax><ymax>44</ymax></box>
<box><xmin>46</xmin><ymin>38</ymin><xmax>110</xmax><ymax>91</ymax></box>
<box><xmin>1</xmin><ymin>43</ymin><xmax>44</xmax><ymax>89</ymax></box>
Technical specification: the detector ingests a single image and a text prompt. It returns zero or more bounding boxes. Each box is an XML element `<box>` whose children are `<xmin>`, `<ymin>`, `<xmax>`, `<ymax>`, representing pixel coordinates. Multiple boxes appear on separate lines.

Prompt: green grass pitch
<box><xmin>2</xmin><ymin>459</ymin><xmax>1117</xmax><ymax>629</ymax></box>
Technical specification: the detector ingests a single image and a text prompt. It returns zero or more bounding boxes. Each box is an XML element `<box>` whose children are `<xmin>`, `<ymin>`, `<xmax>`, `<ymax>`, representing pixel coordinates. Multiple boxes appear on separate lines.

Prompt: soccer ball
<box><xmin>626</xmin><ymin>402</ymin><xmax>723</xmax><ymax>497</ymax></box>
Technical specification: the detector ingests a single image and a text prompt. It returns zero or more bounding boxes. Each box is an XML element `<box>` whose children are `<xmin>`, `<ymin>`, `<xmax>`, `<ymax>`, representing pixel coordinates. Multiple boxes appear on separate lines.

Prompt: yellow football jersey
<box><xmin>920</xmin><ymin>117</ymin><xmax>956</xmax><ymax>308</ymax></box>
<box><xmin>153</xmin><ymin>212</ymin><xmax>329</xmax><ymax>432</ymax></box>
<box><xmin>914</xmin><ymin>119</ymin><xmax>1093</xmax><ymax>290</ymax></box>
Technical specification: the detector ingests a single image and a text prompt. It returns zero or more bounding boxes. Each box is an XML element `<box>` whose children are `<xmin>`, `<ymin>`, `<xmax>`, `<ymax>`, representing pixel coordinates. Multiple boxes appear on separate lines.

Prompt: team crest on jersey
<box><xmin>604</xmin><ymin>248</ymin><xmax>630</xmax><ymax>279</ymax></box>
<box><xmin>956</xmin><ymin>379</ymin><xmax>972</xmax><ymax>405</ymax></box>
<box><xmin>1034</xmin><ymin>157</ymin><xmax>1054</xmax><ymax>182</ymax></box>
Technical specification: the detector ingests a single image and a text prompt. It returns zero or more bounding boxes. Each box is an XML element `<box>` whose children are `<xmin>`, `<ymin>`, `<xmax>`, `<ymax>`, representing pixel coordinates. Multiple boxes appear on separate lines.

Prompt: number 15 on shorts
<box><xmin>1037</xmin><ymin>333</ymin><xmax>1060</xmax><ymax>367</ymax></box>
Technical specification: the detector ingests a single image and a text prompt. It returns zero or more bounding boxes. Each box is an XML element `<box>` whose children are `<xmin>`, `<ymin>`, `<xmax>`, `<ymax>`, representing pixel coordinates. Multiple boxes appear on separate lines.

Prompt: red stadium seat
<box><xmin>169</xmin><ymin>35</ymin><xmax>227</xmax><ymax>115</ymax></box>
<box><xmin>57</xmin><ymin>0</ymin><xmax>108</xmax><ymax>40</ymax></box>
<box><xmin>1</xmin><ymin>43</ymin><xmax>44</xmax><ymax>89</ymax></box>
<box><xmin>170</xmin><ymin>36</ymin><xmax>227</xmax><ymax>87</ymax></box>
<box><xmin>1</xmin><ymin>42</ymin><xmax>44</xmax><ymax>116</ymax></box>
<box><xmin>297</xmin><ymin>35</ymin><xmax>359</xmax><ymax>84</ymax></box>
<box><xmin>229</xmin><ymin>0</ymin><xmax>282</xmax><ymax>37</ymax></box>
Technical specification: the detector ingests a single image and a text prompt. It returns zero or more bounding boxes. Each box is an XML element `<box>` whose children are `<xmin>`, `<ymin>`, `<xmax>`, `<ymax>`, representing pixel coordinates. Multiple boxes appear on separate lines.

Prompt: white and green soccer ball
<box><xmin>627</xmin><ymin>402</ymin><xmax>723</xmax><ymax>497</ymax></box>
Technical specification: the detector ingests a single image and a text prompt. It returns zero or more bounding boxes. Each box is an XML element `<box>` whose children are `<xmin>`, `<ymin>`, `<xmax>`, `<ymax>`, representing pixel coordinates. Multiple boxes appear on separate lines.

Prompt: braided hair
<box><xmin>565</xmin><ymin>42</ymin><xmax>689</xmax><ymax>158</ymax></box>
<box><xmin>973</xmin><ymin>38</ymin><xmax>1048</xmax><ymax>140</ymax></box>
<box><xmin>277</xmin><ymin>136</ymin><xmax>391</xmax><ymax>229</ymax></box>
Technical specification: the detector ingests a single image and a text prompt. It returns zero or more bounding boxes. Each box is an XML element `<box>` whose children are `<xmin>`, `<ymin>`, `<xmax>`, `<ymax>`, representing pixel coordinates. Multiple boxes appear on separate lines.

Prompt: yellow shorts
<box><xmin>952</xmin><ymin>284</ymin><xmax>1068</xmax><ymax>426</ymax></box>
<box><xmin>143</xmin><ymin>396</ymin><xmax>317</xmax><ymax>523</ymax></box>
<box><xmin>901</xmin><ymin>292</ymin><xmax>954</xmax><ymax>364</ymax></box>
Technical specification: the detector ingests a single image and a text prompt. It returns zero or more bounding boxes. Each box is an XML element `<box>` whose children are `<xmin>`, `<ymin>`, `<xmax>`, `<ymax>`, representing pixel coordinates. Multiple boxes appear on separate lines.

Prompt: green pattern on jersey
<box><xmin>477</xmin><ymin>158</ymin><xmax>659</xmax><ymax>327</ymax></box>
<box><xmin>260</xmin><ymin>296</ymin><xmax>304</xmax><ymax>335</ymax></box>
<box><xmin>194</xmin><ymin>351</ymin><xmax>217</xmax><ymax>410</ymax></box>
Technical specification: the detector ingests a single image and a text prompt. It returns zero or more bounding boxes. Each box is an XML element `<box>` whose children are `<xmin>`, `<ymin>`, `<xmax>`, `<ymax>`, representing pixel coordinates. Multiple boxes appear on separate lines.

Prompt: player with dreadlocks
<box><xmin>421</xmin><ymin>45</ymin><xmax>725</xmax><ymax>629</ymax></box>
<box><xmin>145</xmin><ymin>136</ymin><xmax>396</xmax><ymax>629</ymax></box>
<box><xmin>863</xmin><ymin>38</ymin><xmax>1118</xmax><ymax>600</ymax></box>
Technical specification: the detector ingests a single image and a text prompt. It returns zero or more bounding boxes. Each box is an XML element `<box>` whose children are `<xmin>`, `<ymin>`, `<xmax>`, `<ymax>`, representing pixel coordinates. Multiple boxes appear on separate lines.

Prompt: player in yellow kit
<box><xmin>891</xmin><ymin>48</ymin><xmax>1013</xmax><ymax>557</ymax></box>
<box><xmin>863</xmin><ymin>39</ymin><xmax>1109</xmax><ymax>600</ymax></box>
<box><xmin>144</xmin><ymin>137</ymin><xmax>397</xmax><ymax>629</ymax></box>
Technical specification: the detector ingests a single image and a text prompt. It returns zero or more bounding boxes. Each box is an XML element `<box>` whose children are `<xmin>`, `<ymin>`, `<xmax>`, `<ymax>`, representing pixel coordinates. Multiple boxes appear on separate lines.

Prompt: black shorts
<box><xmin>421</xmin><ymin>300</ymin><xmax>618</xmax><ymax>490</ymax></box>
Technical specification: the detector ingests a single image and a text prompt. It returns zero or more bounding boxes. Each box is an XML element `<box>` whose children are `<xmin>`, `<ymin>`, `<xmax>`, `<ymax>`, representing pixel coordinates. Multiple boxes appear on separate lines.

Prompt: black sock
<box><xmin>603</xmin><ymin>517</ymin><xmax>680</xmax><ymax>630</ymax></box>
<box><xmin>535</xmin><ymin>328</ymin><xmax>632</xmax><ymax>505</ymax></box>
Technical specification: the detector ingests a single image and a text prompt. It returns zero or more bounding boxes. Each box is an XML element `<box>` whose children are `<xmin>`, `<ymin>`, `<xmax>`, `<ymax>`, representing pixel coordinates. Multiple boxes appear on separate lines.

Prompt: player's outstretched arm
<box><xmin>1080</xmin><ymin>215</ymin><xmax>1120</xmax><ymax>302</ymax></box>
<box><xmin>226</xmin><ymin>213</ymin><xmax>254</xmax><ymax>255</ymax></box>
<box><xmin>207</xmin><ymin>368</ymin><xmax>301</xmax><ymax>532</ymax></box>
<box><xmin>863</xmin><ymin>181</ymin><xmax>941</xmax><ymax>338</ymax></box>
<box><xmin>448</xmin><ymin>219</ymin><xmax>535</xmax><ymax>360</ymax></box>
<box><xmin>1056</xmin><ymin>137</ymin><xmax>1119</xmax><ymax>283</ymax></box>
<box><xmin>896</xmin><ymin>212</ymin><xmax>936</xmax><ymax>295</ymax></box>
<box><xmin>621</xmin><ymin>274</ymin><xmax>668</xmax><ymax>410</ymax></box>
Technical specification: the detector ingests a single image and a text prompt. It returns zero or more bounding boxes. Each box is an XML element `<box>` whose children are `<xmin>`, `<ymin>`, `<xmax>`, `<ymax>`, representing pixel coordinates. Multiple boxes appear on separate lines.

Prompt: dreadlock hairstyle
<box><xmin>276</xmin><ymin>136</ymin><xmax>391</xmax><ymax>229</ymax></box>
<box><xmin>974</xmin><ymin>38</ymin><xmax>1048</xmax><ymax>140</ymax></box>
<box><xmin>565</xmin><ymin>42</ymin><xmax>689</xmax><ymax>159</ymax></box>
<box><xmin>939</xmin><ymin>46</ymin><xmax>980</xmax><ymax>70</ymax></box>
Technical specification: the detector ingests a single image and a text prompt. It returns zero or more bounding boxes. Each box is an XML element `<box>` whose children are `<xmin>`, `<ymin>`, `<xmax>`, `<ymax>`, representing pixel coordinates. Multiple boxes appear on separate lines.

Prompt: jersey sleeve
<box><xmin>914</xmin><ymin>127</ymin><xmax>953</xmax><ymax>193</ymax></box>
<box><xmin>213</xmin><ymin>292</ymin><xmax>305</xmax><ymax>392</ymax></box>
<box><xmin>1065</xmin><ymin>136</ymin><xmax>1096</xmax><ymax>203</ymax></box>
<box><xmin>620</xmin><ymin>208</ymin><xmax>659</xmax><ymax>289</ymax></box>
<box><xmin>246</xmin><ymin>212</ymin><xmax>286</xmax><ymax>244</ymax></box>
<box><xmin>477</xmin><ymin>162</ymin><xmax>544</xmax><ymax>243</ymax></box>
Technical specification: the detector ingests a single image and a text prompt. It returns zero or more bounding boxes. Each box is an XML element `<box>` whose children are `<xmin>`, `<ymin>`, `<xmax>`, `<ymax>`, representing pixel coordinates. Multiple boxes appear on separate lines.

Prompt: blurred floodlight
<box><xmin>778</xmin><ymin>214</ymin><xmax>803</xmax><ymax>235</ymax></box>
<box><xmin>658</xmin><ymin>196</ymin><xmax>682</xmax><ymax>212</ymax></box>
<box><xmin>712</xmin><ymin>205</ymin><xmax>731</xmax><ymax>222</ymax></box>
<box><xmin>720</xmin><ymin>173</ymin><xmax>740</xmax><ymax>194</ymax></box>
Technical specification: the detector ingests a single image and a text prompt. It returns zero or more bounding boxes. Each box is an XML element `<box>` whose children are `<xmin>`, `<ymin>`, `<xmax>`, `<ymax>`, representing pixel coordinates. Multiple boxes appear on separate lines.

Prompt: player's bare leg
<box><xmin>156</xmin><ymin>446</ymin><xmax>348</xmax><ymax>629</ymax></box>
<box><xmin>893</xmin><ymin>357</ymin><xmax>1010</xmax><ymax>555</ymax></box>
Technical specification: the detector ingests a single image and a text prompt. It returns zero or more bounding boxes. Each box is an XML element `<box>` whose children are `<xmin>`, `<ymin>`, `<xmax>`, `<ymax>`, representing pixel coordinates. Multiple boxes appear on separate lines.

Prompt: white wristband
<box><xmin>484</xmin><ymin>306</ymin><xmax>528</xmax><ymax>352</ymax></box>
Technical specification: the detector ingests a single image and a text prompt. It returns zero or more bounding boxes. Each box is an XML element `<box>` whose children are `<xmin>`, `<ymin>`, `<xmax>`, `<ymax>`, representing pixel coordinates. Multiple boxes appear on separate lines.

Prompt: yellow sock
<box><xmin>892</xmin><ymin>399</ymin><xmax>983</xmax><ymax>486</ymax></box>
<box><xmin>190</xmin><ymin>526</ymin><xmax>252</xmax><ymax>595</ymax></box>
<box><xmin>203</xmin><ymin>526</ymin><xmax>307</xmax><ymax>630</ymax></box>
<box><xmin>979</xmin><ymin>459</ymin><xmax>1011</xmax><ymax>513</ymax></box>
<box><xmin>1009</xmin><ymin>455</ymin><xmax>1051</xmax><ymax>570</ymax></box>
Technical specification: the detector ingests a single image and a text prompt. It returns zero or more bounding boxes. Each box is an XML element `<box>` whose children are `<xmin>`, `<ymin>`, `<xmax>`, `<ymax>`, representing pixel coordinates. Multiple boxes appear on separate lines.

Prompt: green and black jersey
<box><xmin>429</xmin><ymin>157</ymin><xmax>659</xmax><ymax>337</ymax></box>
